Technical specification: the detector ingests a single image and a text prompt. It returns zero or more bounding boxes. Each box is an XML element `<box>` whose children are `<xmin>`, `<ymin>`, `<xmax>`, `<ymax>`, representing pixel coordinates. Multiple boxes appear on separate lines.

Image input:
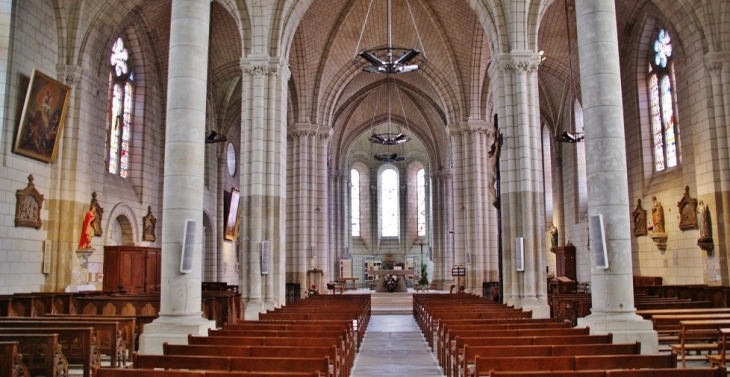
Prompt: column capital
<box><xmin>498</xmin><ymin>51</ymin><xmax>542</xmax><ymax>74</ymax></box>
<box><xmin>287</xmin><ymin>123</ymin><xmax>331</xmax><ymax>141</ymax></box>
<box><xmin>704</xmin><ymin>52</ymin><xmax>728</xmax><ymax>76</ymax></box>
<box><xmin>448</xmin><ymin>120</ymin><xmax>494</xmax><ymax>137</ymax></box>
<box><xmin>240</xmin><ymin>56</ymin><xmax>289</xmax><ymax>79</ymax></box>
<box><xmin>56</xmin><ymin>64</ymin><xmax>83</xmax><ymax>87</ymax></box>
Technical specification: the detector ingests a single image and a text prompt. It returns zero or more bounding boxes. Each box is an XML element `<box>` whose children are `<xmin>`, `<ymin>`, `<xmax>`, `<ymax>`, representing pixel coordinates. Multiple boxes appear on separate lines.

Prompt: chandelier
<box><xmin>353</xmin><ymin>0</ymin><xmax>427</xmax><ymax>75</ymax></box>
<box><xmin>368</xmin><ymin>76</ymin><xmax>412</xmax><ymax>163</ymax></box>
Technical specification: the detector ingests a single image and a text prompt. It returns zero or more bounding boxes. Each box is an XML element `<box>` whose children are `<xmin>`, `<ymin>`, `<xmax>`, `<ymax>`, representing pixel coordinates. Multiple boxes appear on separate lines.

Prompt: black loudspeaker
<box><xmin>515</xmin><ymin>237</ymin><xmax>524</xmax><ymax>272</ymax></box>
<box><xmin>180</xmin><ymin>219</ymin><xmax>196</xmax><ymax>274</ymax></box>
<box><xmin>261</xmin><ymin>240</ymin><xmax>270</xmax><ymax>275</ymax></box>
<box><xmin>590</xmin><ymin>214</ymin><xmax>609</xmax><ymax>269</ymax></box>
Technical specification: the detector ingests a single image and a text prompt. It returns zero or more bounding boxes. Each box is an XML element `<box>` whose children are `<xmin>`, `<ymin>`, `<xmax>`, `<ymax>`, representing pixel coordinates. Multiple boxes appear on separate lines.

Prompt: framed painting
<box><xmin>13</xmin><ymin>69</ymin><xmax>71</xmax><ymax>163</ymax></box>
<box><xmin>224</xmin><ymin>187</ymin><xmax>241</xmax><ymax>241</ymax></box>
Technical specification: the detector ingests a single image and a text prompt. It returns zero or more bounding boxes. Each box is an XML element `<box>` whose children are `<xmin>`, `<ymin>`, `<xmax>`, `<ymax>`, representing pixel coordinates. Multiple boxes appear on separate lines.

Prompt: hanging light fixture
<box><xmin>369</xmin><ymin>76</ymin><xmax>412</xmax><ymax>163</ymax></box>
<box><xmin>555</xmin><ymin>0</ymin><xmax>584</xmax><ymax>144</ymax></box>
<box><xmin>353</xmin><ymin>0</ymin><xmax>427</xmax><ymax>74</ymax></box>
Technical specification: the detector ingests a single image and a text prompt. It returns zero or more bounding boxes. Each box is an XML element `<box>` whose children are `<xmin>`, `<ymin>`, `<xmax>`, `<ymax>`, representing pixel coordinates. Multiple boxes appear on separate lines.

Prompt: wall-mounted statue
<box><xmin>650</xmin><ymin>196</ymin><xmax>665</xmax><ymax>234</ymax></box>
<box><xmin>549</xmin><ymin>223</ymin><xmax>558</xmax><ymax>248</ymax></box>
<box><xmin>78</xmin><ymin>206</ymin><xmax>97</xmax><ymax>250</ymax></box>
<box><xmin>677</xmin><ymin>186</ymin><xmax>698</xmax><ymax>230</ymax></box>
<box><xmin>697</xmin><ymin>200</ymin><xmax>712</xmax><ymax>243</ymax></box>
<box><xmin>142</xmin><ymin>206</ymin><xmax>157</xmax><ymax>242</ymax></box>
<box><xmin>89</xmin><ymin>192</ymin><xmax>104</xmax><ymax>236</ymax></box>
<box><xmin>632</xmin><ymin>199</ymin><xmax>647</xmax><ymax>236</ymax></box>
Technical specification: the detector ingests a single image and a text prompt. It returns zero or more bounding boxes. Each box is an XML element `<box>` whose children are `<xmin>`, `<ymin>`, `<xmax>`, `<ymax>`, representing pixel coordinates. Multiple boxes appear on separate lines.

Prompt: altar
<box><xmin>369</xmin><ymin>269</ymin><xmax>411</xmax><ymax>292</ymax></box>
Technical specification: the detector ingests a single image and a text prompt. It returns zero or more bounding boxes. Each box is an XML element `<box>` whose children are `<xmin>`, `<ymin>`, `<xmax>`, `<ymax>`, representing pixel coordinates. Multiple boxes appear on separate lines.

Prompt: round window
<box><xmin>226</xmin><ymin>142</ymin><xmax>236</xmax><ymax>176</ymax></box>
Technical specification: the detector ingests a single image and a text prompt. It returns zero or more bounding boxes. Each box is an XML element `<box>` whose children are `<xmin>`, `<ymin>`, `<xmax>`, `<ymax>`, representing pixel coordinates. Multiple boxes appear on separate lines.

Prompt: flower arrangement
<box><xmin>308</xmin><ymin>284</ymin><xmax>318</xmax><ymax>296</ymax></box>
<box><xmin>418</xmin><ymin>263</ymin><xmax>429</xmax><ymax>286</ymax></box>
<box><xmin>385</xmin><ymin>275</ymin><xmax>398</xmax><ymax>292</ymax></box>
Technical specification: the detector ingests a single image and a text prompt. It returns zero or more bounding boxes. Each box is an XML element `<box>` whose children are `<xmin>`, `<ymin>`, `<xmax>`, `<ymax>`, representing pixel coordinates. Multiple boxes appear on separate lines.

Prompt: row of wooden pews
<box><xmin>0</xmin><ymin>286</ymin><xmax>243</xmax><ymax>377</ymax></box>
<box><xmin>415</xmin><ymin>292</ymin><xmax>727</xmax><ymax>377</ymax></box>
<box><xmin>636</xmin><ymin>307</ymin><xmax>730</xmax><ymax>368</ymax></box>
<box><xmin>93</xmin><ymin>294</ymin><xmax>371</xmax><ymax>377</ymax></box>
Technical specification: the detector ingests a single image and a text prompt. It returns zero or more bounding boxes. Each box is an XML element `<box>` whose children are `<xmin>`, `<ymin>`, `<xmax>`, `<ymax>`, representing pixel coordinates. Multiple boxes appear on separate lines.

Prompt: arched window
<box><xmin>648</xmin><ymin>29</ymin><xmax>679</xmax><ymax>171</ymax></box>
<box><xmin>351</xmin><ymin>169</ymin><xmax>361</xmax><ymax>237</ymax></box>
<box><xmin>106</xmin><ymin>37</ymin><xmax>134</xmax><ymax>177</ymax></box>
<box><xmin>381</xmin><ymin>168</ymin><xmax>399</xmax><ymax>237</ymax></box>
<box><xmin>417</xmin><ymin>169</ymin><xmax>426</xmax><ymax>236</ymax></box>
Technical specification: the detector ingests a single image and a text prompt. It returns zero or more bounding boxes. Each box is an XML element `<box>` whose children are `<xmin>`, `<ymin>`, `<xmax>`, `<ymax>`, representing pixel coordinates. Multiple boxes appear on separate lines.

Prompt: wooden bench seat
<box><xmin>473</xmin><ymin>354</ymin><xmax>675</xmax><ymax>376</ymax></box>
<box><xmin>0</xmin><ymin>333</ymin><xmax>68</xmax><ymax>377</ymax></box>
<box><xmin>0</xmin><ymin>318</ymin><xmax>125</xmax><ymax>368</ymax></box>
<box><xmin>163</xmin><ymin>344</ymin><xmax>342</xmax><ymax>377</ymax></box>
<box><xmin>94</xmin><ymin>368</ymin><xmax>320</xmax><ymax>377</ymax></box>
<box><xmin>488</xmin><ymin>369</ymin><xmax>727</xmax><ymax>377</ymax></box>
<box><xmin>0</xmin><ymin>326</ymin><xmax>94</xmax><ymax>377</ymax></box>
<box><xmin>0</xmin><ymin>341</ymin><xmax>30</xmax><ymax>377</ymax></box>
<box><xmin>652</xmin><ymin>314</ymin><xmax>730</xmax><ymax>344</ymax></box>
<box><xmin>458</xmin><ymin>342</ymin><xmax>641</xmax><ymax>377</ymax></box>
<box><xmin>669</xmin><ymin>319</ymin><xmax>730</xmax><ymax>367</ymax></box>
<box><xmin>133</xmin><ymin>354</ymin><xmax>331</xmax><ymax>377</ymax></box>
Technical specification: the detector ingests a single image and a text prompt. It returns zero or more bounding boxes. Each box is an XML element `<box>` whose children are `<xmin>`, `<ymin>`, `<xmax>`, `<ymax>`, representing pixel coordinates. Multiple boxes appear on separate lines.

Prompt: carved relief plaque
<box><xmin>15</xmin><ymin>175</ymin><xmax>44</xmax><ymax>229</ymax></box>
<box><xmin>677</xmin><ymin>186</ymin><xmax>698</xmax><ymax>230</ymax></box>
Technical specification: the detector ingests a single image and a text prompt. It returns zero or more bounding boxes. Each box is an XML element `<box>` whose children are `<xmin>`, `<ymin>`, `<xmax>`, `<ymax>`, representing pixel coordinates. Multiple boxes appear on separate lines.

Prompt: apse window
<box><xmin>351</xmin><ymin>169</ymin><xmax>361</xmax><ymax>237</ymax></box>
<box><xmin>648</xmin><ymin>28</ymin><xmax>680</xmax><ymax>172</ymax></box>
<box><xmin>106</xmin><ymin>37</ymin><xmax>134</xmax><ymax>177</ymax></box>
<box><xmin>226</xmin><ymin>142</ymin><xmax>236</xmax><ymax>176</ymax></box>
<box><xmin>381</xmin><ymin>168</ymin><xmax>399</xmax><ymax>237</ymax></box>
<box><xmin>417</xmin><ymin>168</ymin><xmax>426</xmax><ymax>236</ymax></box>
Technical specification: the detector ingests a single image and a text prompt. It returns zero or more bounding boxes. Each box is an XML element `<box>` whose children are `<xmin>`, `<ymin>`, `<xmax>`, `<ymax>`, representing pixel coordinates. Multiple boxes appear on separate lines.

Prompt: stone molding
<box><xmin>57</xmin><ymin>64</ymin><xmax>83</xmax><ymax>86</ymax></box>
<box><xmin>704</xmin><ymin>52</ymin><xmax>727</xmax><ymax>75</ymax></box>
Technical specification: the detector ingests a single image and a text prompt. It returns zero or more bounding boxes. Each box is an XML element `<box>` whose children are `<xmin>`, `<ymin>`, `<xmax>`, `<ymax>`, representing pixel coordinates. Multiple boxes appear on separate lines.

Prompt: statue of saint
<box><xmin>549</xmin><ymin>224</ymin><xmax>558</xmax><ymax>248</ymax></box>
<box><xmin>651</xmin><ymin>196</ymin><xmax>665</xmax><ymax>233</ymax></box>
<box><xmin>698</xmin><ymin>201</ymin><xmax>712</xmax><ymax>242</ymax></box>
<box><xmin>78</xmin><ymin>206</ymin><xmax>97</xmax><ymax>250</ymax></box>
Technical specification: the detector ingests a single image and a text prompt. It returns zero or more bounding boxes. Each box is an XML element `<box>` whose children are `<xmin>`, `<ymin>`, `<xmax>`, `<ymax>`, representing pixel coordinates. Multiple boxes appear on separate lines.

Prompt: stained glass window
<box><xmin>107</xmin><ymin>37</ymin><xmax>133</xmax><ymax>177</ymax></box>
<box><xmin>381</xmin><ymin>169</ymin><xmax>399</xmax><ymax>237</ymax></box>
<box><xmin>351</xmin><ymin>169</ymin><xmax>361</xmax><ymax>237</ymax></box>
<box><xmin>648</xmin><ymin>29</ymin><xmax>678</xmax><ymax>172</ymax></box>
<box><xmin>417</xmin><ymin>169</ymin><xmax>426</xmax><ymax>236</ymax></box>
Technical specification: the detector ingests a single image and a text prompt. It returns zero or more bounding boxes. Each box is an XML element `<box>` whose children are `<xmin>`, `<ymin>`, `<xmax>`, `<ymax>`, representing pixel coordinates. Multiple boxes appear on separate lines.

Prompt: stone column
<box><xmin>138</xmin><ymin>0</ymin><xmax>215</xmax><ymax>355</ymax></box>
<box><xmin>240</xmin><ymin>58</ymin><xmax>290</xmax><ymax>318</ymax></box>
<box><xmin>574</xmin><ymin>0</ymin><xmax>657</xmax><ymax>353</ymax></box>
<box><xmin>492</xmin><ymin>51</ymin><xmax>550</xmax><ymax>318</ymax></box>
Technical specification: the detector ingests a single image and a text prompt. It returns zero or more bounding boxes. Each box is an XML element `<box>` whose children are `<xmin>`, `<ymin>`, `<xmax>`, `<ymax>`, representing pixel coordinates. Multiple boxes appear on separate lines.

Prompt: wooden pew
<box><xmin>488</xmin><ymin>369</ymin><xmax>727</xmax><ymax>377</ymax></box>
<box><xmin>707</xmin><ymin>327</ymin><xmax>730</xmax><ymax>368</ymax></box>
<box><xmin>669</xmin><ymin>319</ymin><xmax>730</xmax><ymax>367</ymax></box>
<box><xmin>442</xmin><ymin>327</ymin><xmax>590</xmax><ymax>374</ymax></box>
<box><xmin>187</xmin><ymin>335</ymin><xmax>349</xmax><ymax>375</ymax></box>
<box><xmin>0</xmin><ymin>341</ymin><xmax>31</xmax><ymax>377</ymax></box>
<box><xmin>0</xmin><ymin>333</ymin><xmax>68</xmax><ymax>377</ymax></box>
<box><xmin>473</xmin><ymin>354</ymin><xmax>675</xmax><ymax>376</ymax></box>
<box><xmin>0</xmin><ymin>327</ymin><xmax>94</xmax><ymax>377</ymax></box>
<box><xmin>0</xmin><ymin>318</ymin><xmax>125</xmax><ymax>367</ymax></box>
<box><xmin>94</xmin><ymin>368</ymin><xmax>320</xmax><ymax>377</ymax></box>
<box><xmin>434</xmin><ymin>318</ymin><xmax>562</xmax><ymax>352</ymax></box>
<box><xmin>447</xmin><ymin>334</ymin><xmax>613</xmax><ymax>377</ymax></box>
<box><xmin>133</xmin><ymin>354</ymin><xmax>331</xmax><ymax>377</ymax></box>
<box><xmin>163</xmin><ymin>344</ymin><xmax>342</xmax><ymax>377</ymax></box>
<box><xmin>651</xmin><ymin>313</ymin><xmax>730</xmax><ymax>344</ymax></box>
<box><xmin>459</xmin><ymin>342</ymin><xmax>641</xmax><ymax>377</ymax></box>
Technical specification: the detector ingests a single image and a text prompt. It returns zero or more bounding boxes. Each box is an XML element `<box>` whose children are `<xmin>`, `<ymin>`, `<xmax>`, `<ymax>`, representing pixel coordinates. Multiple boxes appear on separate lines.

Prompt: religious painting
<box><xmin>13</xmin><ymin>69</ymin><xmax>71</xmax><ymax>163</ymax></box>
<box><xmin>224</xmin><ymin>187</ymin><xmax>241</xmax><ymax>241</ymax></box>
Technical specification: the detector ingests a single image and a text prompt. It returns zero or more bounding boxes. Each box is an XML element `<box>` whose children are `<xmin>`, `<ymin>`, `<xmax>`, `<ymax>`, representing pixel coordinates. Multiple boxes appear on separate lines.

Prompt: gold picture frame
<box><xmin>224</xmin><ymin>187</ymin><xmax>241</xmax><ymax>241</ymax></box>
<box><xmin>13</xmin><ymin>69</ymin><xmax>71</xmax><ymax>163</ymax></box>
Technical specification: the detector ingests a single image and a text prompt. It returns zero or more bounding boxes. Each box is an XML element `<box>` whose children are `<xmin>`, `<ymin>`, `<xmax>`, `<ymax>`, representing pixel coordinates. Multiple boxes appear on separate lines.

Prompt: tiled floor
<box><xmin>351</xmin><ymin>314</ymin><xmax>444</xmax><ymax>377</ymax></box>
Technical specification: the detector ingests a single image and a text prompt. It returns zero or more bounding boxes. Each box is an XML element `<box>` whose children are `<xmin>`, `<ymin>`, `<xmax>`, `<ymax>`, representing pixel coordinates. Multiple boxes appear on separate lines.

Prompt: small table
<box><xmin>341</xmin><ymin>277</ymin><xmax>359</xmax><ymax>290</ymax></box>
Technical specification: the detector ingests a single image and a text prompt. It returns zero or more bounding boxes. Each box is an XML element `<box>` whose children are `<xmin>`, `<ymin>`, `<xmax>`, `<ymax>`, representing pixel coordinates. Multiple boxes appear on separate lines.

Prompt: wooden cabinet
<box><xmin>103</xmin><ymin>246</ymin><xmax>161</xmax><ymax>293</ymax></box>
<box><xmin>552</xmin><ymin>245</ymin><xmax>576</xmax><ymax>281</ymax></box>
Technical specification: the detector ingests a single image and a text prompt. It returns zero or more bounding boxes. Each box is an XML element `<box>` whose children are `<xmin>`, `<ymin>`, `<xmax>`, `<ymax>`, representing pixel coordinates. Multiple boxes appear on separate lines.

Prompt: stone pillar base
<box><xmin>244</xmin><ymin>299</ymin><xmax>264</xmax><ymax>320</ymax></box>
<box><xmin>520</xmin><ymin>298</ymin><xmax>551</xmax><ymax>319</ymax></box>
<box><xmin>264</xmin><ymin>299</ymin><xmax>276</xmax><ymax>312</ymax></box>
<box><xmin>138</xmin><ymin>315</ymin><xmax>216</xmax><ymax>355</ymax></box>
<box><xmin>577</xmin><ymin>313</ymin><xmax>658</xmax><ymax>354</ymax></box>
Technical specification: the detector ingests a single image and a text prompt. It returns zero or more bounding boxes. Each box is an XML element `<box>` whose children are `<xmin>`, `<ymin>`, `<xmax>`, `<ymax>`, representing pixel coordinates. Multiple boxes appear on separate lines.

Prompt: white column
<box><xmin>574</xmin><ymin>0</ymin><xmax>657</xmax><ymax>353</ymax></box>
<box><xmin>139</xmin><ymin>0</ymin><xmax>215</xmax><ymax>355</ymax></box>
<box><xmin>493</xmin><ymin>51</ymin><xmax>550</xmax><ymax>317</ymax></box>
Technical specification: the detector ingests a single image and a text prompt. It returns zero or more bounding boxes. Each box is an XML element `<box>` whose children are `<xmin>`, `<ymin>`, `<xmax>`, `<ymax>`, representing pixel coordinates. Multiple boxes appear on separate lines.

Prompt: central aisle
<box><xmin>351</xmin><ymin>314</ymin><xmax>444</xmax><ymax>377</ymax></box>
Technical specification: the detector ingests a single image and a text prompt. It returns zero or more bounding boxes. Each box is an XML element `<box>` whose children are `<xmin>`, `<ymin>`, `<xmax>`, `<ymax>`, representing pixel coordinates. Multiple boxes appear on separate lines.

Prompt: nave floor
<box><xmin>350</xmin><ymin>314</ymin><xmax>444</xmax><ymax>377</ymax></box>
